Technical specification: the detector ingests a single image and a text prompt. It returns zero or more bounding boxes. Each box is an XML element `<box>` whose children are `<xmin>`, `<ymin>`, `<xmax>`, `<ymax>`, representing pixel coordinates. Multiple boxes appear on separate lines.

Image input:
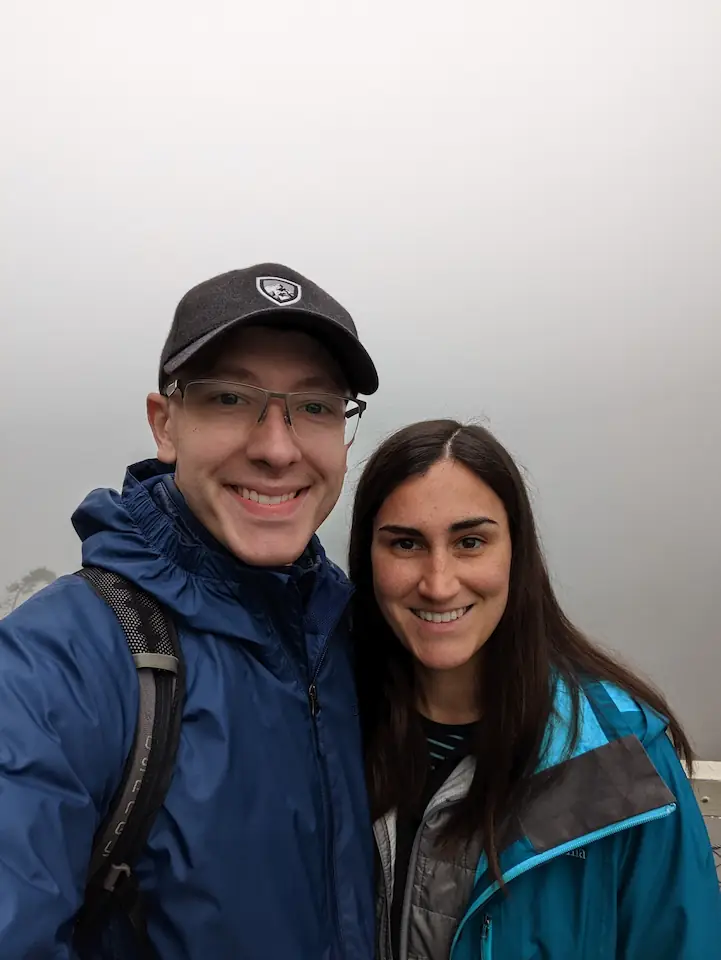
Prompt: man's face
<box><xmin>147</xmin><ymin>326</ymin><xmax>351</xmax><ymax>566</ymax></box>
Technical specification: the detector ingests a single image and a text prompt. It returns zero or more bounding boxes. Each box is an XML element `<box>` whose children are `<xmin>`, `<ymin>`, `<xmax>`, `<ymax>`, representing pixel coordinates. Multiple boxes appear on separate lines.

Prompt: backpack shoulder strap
<box><xmin>72</xmin><ymin>566</ymin><xmax>185</xmax><ymax>957</ymax></box>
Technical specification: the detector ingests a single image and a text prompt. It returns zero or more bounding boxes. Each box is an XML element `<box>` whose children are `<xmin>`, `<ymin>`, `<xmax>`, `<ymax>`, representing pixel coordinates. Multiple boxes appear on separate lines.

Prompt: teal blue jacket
<box><xmin>451</xmin><ymin>681</ymin><xmax>721</xmax><ymax>959</ymax></box>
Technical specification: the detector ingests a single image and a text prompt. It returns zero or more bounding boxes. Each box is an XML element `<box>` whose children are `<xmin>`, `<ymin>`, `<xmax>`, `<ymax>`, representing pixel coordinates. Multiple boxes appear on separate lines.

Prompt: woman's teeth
<box><xmin>412</xmin><ymin>606</ymin><xmax>471</xmax><ymax>623</ymax></box>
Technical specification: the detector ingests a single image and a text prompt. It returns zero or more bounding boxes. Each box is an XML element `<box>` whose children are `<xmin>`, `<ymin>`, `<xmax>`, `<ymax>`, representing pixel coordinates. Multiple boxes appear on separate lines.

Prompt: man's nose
<box><xmin>417</xmin><ymin>553</ymin><xmax>460</xmax><ymax>603</ymax></box>
<box><xmin>244</xmin><ymin>399</ymin><xmax>302</xmax><ymax>469</ymax></box>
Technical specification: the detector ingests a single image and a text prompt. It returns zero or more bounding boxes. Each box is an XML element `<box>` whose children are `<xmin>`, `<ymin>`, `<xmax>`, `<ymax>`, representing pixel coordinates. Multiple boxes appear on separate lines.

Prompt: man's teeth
<box><xmin>235</xmin><ymin>487</ymin><xmax>298</xmax><ymax>505</ymax></box>
<box><xmin>413</xmin><ymin>606</ymin><xmax>471</xmax><ymax>623</ymax></box>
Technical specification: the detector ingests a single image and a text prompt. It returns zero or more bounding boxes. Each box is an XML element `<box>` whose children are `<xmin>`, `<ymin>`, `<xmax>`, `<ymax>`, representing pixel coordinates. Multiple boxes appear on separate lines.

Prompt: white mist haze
<box><xmin>1</xmin><ymin>0</ymin><xmax>720</xmax><ymax>753</ymax></box>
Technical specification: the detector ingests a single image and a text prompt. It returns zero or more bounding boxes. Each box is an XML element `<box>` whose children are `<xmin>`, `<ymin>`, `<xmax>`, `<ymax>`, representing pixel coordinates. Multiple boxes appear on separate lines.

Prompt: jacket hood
<box><xmin>540</xmin><ymin>674</ymin><xmax>670</xmax><ymax>770</ymax></box>
<box><xmin>71</xmin><ymin>459</ymin><xmax>350</xmax><ymax>641</ymax></box>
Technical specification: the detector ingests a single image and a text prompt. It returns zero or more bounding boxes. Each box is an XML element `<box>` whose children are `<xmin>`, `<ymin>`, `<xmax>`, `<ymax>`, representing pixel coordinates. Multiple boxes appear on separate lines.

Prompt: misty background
<box><xmin>1</xmin><ymin>2</ymin><xmax>720</xmax><ymax>755</ymax></box>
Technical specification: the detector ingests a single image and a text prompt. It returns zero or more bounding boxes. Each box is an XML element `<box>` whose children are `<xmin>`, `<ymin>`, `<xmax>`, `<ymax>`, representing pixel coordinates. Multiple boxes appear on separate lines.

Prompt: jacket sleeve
<box><xmin>616</xmin><ymin>730</ymin><xmax>721</xmax><ymax>960</ymax></box>
<box><xmin>0</xmin><ymin>577</ymin><xmax>137</xmax><ymax>959</ymax></box>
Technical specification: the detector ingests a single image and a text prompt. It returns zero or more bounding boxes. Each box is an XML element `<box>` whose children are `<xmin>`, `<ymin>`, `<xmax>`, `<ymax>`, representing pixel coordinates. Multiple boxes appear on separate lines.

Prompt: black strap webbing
<box><xmin>72</xmin><ymin>566</ymin><xmax>185</xmax><ymax>959</ymax></box>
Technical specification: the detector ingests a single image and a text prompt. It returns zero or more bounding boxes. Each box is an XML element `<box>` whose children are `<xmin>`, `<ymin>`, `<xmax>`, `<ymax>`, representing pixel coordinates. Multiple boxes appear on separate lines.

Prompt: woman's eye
<box><xmin>458</xmin><ymin>536</ymin><xmax>485</xmax><ymax>550</ymax></box>
<box><xmin>391</xmin><ymin>538</ymin><xmax>418</xmax><ymax>551</ymax></box>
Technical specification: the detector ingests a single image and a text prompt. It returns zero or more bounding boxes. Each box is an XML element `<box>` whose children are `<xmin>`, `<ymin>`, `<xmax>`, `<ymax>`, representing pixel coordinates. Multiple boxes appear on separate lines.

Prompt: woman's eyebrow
<box><xmin>377</xmin><ymin>524</ymin><xmax>424</xmax><ymax>536</ymax></box>
<box><xmin>449</xmin><ymin>517</ymin><xmax>497</xmax><ymax>532</ymax></box>
<box><xmin>377</xmin><ymin>517</ymin><xmax>497</xmax><ymax>537</ymax></box>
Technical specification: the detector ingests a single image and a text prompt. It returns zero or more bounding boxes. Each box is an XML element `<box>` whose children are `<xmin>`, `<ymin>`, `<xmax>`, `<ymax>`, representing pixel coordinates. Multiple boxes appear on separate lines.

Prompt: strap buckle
<box><xmin>103</xmin><ymin>862</ymin><xmax>132</xmax><ymax>892</ymax></box>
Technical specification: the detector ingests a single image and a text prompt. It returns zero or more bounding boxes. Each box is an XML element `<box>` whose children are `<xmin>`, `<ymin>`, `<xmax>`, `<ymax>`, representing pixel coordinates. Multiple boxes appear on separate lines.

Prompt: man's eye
<box><xmin>298</xmin><ymin>400</ymin><xmax>340</xmax><ymax>417</ymax></box>
<box><xmin>209</xmin><ymin>392</ymin><xmax>248</xmax><ymax>406</ymax></box>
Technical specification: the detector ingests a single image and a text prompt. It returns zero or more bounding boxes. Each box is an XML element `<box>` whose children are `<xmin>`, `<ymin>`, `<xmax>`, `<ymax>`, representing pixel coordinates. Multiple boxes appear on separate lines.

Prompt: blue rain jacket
<box><xmin>451</xmin><ymin>680</ymin><xmax>721</xmax><ymax>959</ymax></box>
<box><xmin>0</xmin><ymin>460</ymin><xmax>375</xmax><ymax>959</ymax></box>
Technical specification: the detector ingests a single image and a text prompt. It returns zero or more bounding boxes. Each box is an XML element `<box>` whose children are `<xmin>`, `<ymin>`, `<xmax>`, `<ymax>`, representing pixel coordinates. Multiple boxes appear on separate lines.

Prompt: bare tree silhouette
<box><xmin>1</xmin><ymin>567</ymin><xmax>57</xmax><ymax>617</ymax></box>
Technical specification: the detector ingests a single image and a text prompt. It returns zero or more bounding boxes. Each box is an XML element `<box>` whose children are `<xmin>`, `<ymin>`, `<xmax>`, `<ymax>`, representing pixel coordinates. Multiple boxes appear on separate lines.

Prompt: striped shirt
<box><xmin>420</xmin><ymin>714</ymin><xmax>478</xmax><ymax>770</ymax></box>
<box><xmin>390</xmin><ymin>714</ymin><xmax>480</xmax><ymax>959</ymax></box>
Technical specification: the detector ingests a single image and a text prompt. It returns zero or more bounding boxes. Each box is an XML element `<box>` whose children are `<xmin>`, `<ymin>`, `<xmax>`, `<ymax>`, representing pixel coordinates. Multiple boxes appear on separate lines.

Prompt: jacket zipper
<box><xmin>450</xmin><ymin>802</ymin><xmax>676</xmax><ymax>957</ymax></box>
<box><xmin>480</xmin><ymin>915</ymin><xmax>492</xmax><ymax>959</ymax></box>
<box><xmin>307</xmin><ymin>627</ymin><xmax>345</xmax><ymax>954</ymax></box>
<box><xmin>275</xmin><ymin>575</ymin><xmax>352</xmax><ymax>953</ymax></box>
<box><xmin>308</xmin><ymin>680</ymin><xmax>319</xmax><ymax>717</ymax></box>
<box><xmin>307</xmin><ymin>636</ymin><xmax>328</xmax><ymax>716</ymax></box>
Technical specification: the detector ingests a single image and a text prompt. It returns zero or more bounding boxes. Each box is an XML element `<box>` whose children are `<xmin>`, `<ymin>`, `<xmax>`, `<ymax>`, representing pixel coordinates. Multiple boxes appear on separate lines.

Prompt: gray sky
<box><xmin>1</xmin><ymin>0</ymin><xmax>720</xmax><ymax>754</ymax></box>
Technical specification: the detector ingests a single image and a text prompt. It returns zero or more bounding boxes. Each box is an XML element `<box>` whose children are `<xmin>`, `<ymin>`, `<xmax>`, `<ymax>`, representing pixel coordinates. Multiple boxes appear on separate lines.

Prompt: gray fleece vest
<box><xmin>373</xmin><ymin>757</ymin><xmax>483</xmax><ymax>960</ymax></box>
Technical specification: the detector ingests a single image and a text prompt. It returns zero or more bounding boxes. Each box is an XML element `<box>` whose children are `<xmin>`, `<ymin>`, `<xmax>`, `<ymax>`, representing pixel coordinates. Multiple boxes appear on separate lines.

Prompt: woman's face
<box><xmin>371</xmin><ymin>458</ymin><xmax>512</xmax><ymax>676</ymax></box>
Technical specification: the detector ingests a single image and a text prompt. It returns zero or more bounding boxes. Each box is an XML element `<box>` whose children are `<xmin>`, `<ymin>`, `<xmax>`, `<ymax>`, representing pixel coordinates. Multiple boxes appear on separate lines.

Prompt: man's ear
<box><xmin>147</xmin><ymin>393</ymin><xmax>178</xmax><ymax>464</ymax></box>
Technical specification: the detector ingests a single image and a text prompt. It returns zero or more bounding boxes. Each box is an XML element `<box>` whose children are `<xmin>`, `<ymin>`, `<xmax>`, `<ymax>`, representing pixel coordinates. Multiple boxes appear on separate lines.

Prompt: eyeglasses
<box><xmin>163</xmin><ymin>379</ymin><xmax>367</xmax><ymax>447</ymax></box>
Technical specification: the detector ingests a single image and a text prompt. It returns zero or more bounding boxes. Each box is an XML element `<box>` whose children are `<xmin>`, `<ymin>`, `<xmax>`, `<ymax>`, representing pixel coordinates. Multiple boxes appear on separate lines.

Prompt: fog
<box><xmin>1</xmin><ymin>1</ymin><xmax>720</xmax><ymax>753</ymax></box>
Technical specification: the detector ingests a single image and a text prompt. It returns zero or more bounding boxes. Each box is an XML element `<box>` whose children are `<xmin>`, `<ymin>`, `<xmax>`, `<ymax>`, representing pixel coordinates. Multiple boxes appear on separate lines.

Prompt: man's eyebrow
<box><xmin>204</xmin><ymin>365</ymin><xmax>258</xmax><ymax>383</ymax></box>
<box><xmin>292</xmin><ymin>374</ymin><xmax>348</xmax><ymax>393</ymax></box>
<box><xmin>377</xmin><ymin>517</ymin><xmax>498</xmax><ymax>536</ymax></box>
<box><xmin>206</xmin><ymin>368</ymin><xmax>347</xmax><ymax>393</ymax></box>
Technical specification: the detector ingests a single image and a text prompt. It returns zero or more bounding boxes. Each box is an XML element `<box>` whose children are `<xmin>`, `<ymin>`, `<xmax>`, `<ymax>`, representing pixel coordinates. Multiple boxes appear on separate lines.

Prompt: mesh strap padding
<box><xmin>79</xmin><ymin>566</ymin><xmax>176</xmax><ymax>658</ymax></box>
<box><xmin>73</xmin><ymin>566</ymin><xmax>185</xmax><ymax>959</ymax></box>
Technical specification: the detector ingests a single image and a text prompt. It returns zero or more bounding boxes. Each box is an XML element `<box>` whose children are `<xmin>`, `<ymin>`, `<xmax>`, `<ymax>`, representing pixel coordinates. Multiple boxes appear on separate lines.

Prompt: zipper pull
<box><xmin>481</xmin><ymin>916</ymin><xmax>491</xmax><ymax>940</ymax></box>
<box><xmin>308</xmin><ymin>682</ymin><xmax>319</xmax><ymax>718</ymax></box>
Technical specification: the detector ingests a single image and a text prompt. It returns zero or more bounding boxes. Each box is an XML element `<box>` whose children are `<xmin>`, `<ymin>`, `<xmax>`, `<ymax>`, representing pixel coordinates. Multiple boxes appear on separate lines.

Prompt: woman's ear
<box><xmin>146</xmin><ymin>393</ymin><xmax>178</xmax><ymax>464</ymax></box>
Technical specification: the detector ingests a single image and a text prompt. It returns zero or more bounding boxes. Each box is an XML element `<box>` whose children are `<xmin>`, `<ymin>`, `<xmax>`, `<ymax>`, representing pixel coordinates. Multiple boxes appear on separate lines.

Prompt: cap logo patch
<box><xmin>256</xmin><ymin>276</ymin><xmax>302</xmax><ymax>306</ymax></box>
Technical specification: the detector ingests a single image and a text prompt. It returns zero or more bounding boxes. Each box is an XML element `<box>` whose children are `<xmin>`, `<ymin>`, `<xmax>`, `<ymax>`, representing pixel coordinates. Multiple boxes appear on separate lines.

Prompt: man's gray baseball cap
<box><xmin>159</xmin><ymin>263</ymin><xmax>379</xmax><ymax>396</ymax></box>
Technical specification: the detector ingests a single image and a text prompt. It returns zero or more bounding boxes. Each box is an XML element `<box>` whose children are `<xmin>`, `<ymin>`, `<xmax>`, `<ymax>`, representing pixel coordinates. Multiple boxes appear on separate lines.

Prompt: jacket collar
<box><xmin>450</xmin><ymin>678</ymin><xmax>676</xmax><ymax>950</ymax></box>
<box><xmin>72</xmin><ymin>459</ymin><xmax>350</xmax><ymax>642</ymax></box>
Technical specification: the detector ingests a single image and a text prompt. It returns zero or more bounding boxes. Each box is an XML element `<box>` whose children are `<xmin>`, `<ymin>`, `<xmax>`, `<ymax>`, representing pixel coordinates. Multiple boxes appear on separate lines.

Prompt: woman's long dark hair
<box><xmin>349</xmin><ymin>419</ymin><xmax>693</xmax><ymax>884</ymax></box>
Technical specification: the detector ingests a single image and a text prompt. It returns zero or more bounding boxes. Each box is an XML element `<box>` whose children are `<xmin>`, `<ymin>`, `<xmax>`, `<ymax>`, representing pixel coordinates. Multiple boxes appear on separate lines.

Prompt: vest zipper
<box><xmin>397</xmin><ymin>781</ymin><xmax>469</xmax><ymax>959</ymax></box>
<box><xmin>372</xmin><ymin>818</ymin><xmax>394</xmax><ymax>959</ymax></box>
<box><xmin>373</xmin><ymin>762</ymin><xmax>473</xmax><ymax>960</ymax></box>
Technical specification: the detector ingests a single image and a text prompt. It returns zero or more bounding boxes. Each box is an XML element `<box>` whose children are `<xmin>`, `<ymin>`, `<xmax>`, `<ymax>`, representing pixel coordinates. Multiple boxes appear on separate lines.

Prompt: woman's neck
<box><xmin>415</xmin><ymin>662</ymin><xmax>481</xmax><ymax>725</ymax></box>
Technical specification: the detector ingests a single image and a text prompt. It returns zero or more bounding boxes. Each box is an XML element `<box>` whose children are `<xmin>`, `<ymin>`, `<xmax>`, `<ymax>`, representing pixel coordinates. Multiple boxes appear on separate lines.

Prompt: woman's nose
<box><xmin>417</xmin><ymin>555</ymin><xmax>460</xmax><ymax>603</ymax></box>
